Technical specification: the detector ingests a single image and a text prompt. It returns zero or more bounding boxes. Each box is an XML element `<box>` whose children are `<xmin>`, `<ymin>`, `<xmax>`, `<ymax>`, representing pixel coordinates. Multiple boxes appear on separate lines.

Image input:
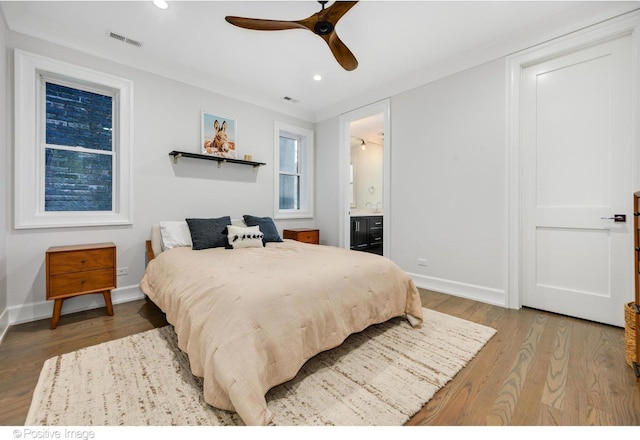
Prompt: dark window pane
<box><xmin>46</xmin><ymin>82</ymin><xmax>113</xmax><ymax>151</ymax></box>
<box><xmin>45</xmin><ymin>148</ymin><xmax>112</xmax><ymax>212</ymax></box>
<box><xmin>279</xmin><ymin>174</ymin><xmax>299</xmax><ymax>210</ymax></box>
<box><xmin>279</xmin><ymin>136</ymin><xmax>298</xmax><ymax>174</ymax></box>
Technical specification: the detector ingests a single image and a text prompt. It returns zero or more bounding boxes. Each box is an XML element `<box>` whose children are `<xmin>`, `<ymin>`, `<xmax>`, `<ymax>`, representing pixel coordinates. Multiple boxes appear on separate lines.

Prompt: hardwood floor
<box><xmin>1</xmin><ymin>289</ymin><xmax>638</xmax><ymax>426</ymax></box>
<box><xmin>413</xmin><ymin>290</ymin><xmax>640</xmax><ymax>426</ymax></box>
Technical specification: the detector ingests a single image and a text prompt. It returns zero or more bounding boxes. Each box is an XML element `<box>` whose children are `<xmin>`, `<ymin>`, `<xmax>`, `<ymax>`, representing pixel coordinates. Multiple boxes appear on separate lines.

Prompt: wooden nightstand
<box><xmin>46</xmin><ymin>242</ymin><xmax>116</xmax><ymax>329</ymax></box>
<box><xmin>283</xmin><ymin>228</ymin><xmax>320</xmax><ymax>245</ymax></box>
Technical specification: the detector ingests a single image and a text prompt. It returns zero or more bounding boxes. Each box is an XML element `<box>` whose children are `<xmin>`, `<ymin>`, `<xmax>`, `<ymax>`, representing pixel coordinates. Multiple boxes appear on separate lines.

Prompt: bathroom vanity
<box><xmin>350</xmin><ymin>214</ymin><xmax>383</xmax><ymax>255</ymax></box>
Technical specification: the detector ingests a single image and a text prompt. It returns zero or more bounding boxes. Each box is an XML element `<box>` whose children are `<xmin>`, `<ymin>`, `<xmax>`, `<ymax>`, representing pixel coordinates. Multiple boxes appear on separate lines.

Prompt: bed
<box><xmin>139</xmin><ymin>217</ymin><xmax>423</xmax><ymax>426</ymax></box>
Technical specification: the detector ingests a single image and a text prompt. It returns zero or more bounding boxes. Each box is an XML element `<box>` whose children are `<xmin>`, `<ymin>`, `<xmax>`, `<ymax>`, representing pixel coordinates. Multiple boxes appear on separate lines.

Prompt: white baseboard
<box><xmin>409</xmin><ymin>273</ymin><xmax>507</xmax><ymax>307</ymax></box>
<box><xmin>0</xmin><ymin>307</ymin><xmax>9</xmax><ymax>346</ymax></box>
<box><xmin>7</xmin><ymin>284</ymin><xmax>145</xmax><ymax>326</ymax></box>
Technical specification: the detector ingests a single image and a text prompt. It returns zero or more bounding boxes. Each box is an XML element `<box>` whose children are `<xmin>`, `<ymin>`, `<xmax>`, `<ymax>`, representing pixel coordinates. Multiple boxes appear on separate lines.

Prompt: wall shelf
<box><xmin>169</xmin><ymin>150</ymin><xmax>266</xmax><ymax>169</ymax></box>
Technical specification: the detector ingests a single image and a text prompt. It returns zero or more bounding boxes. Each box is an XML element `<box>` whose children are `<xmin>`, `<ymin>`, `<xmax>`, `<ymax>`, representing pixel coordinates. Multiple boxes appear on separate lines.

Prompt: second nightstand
<box><xmin>283</xmin><ymin>228</ymin><xmax>320</xmax><ymax>245</ymax></box>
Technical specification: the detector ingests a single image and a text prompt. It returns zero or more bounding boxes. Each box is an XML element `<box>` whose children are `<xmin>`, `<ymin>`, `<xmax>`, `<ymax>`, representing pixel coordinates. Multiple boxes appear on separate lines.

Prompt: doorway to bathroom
<box><xmin>339</xmin><ymin>100</ymin><xmax>390</xmax><ymax>257</ymax></box>
<box><xmin>349</xmin><ymin>113</ymin><xmax>384</xmax><ymax>255</ymax></box>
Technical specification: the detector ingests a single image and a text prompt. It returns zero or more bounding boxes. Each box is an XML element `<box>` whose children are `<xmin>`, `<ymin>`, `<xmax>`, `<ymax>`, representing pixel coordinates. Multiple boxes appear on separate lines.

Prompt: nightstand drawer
<box><xmin>283</xmin><ymin>229</ymin><xmax>320</xmax><ymax>244</ymax></box>
<box><xmin>297</xmin><ymin>230</ymin><xmax>319</xmax><ymax>244</ymax></box>
<box><xmin>48</xmin><ymin>248</ymin><xmax>115</xmax><ymax>275</ymax></box>
<box><xmin>49</xmin><ymin>268</ymin><xmax>116</xmax><ymax>298</ymax></box>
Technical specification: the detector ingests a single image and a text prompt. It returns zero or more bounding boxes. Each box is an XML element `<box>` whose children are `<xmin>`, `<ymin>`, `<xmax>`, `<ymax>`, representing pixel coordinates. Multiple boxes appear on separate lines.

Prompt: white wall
<box><xmin>315</xmin><ymin>117</ymin><xmax>341</xmax><ymax>247</ymax></box>
<box><xmin>0</xmin><ymin>9</ymin><xmax>9</xmax><ymax>339</ymax></box>
<box><xmin>391</xmin><ymin>59</ymin><xmax>507</xmax><ymax>305</ymax></box>
<box><xmin>5</xmin><ymin>31</ymin><xmax>316</xmax><ymax>325</ymax></box>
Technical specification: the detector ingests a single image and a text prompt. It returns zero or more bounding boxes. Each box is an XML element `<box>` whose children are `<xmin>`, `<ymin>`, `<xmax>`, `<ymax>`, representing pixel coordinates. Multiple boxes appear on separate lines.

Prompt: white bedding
<box><xmin>139</xmin><ymin>239</ymin><xmax>423</xmax><ymax>425</ymax></box>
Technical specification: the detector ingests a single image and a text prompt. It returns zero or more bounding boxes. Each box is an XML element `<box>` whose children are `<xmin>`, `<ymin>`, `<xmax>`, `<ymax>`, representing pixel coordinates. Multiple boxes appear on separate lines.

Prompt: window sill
<box><xmin>274</xmin><ymin>211</ymin><xmax>314</xmax><ymax>220</ymax></box>
<box><xmin>15</xmin><ymin>212</ymin><xmax>133</xmax><ymax>230</ymax></box>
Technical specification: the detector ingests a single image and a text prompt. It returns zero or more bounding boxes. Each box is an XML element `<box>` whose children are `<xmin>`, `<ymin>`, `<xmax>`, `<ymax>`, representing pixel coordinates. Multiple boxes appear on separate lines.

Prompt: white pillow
<box><xmin>159</xmin><ymin>221</ymin><xmax>193</xmax><ymax>250</ymax></box>
<box><xmin>226</xmin><ymin>225</ymin><xmax>264</xmax><ymax>249</ymax></box>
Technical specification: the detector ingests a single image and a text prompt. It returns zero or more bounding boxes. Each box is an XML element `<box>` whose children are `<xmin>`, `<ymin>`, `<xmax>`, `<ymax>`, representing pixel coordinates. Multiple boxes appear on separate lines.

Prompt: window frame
<box><xmin>273</xmin><ymin>121</ymin><xmax>314</xmax><ymax>220</ymax></box>
<box><xmin>14</xmin><ymin>49</ymin><xmax>133</xmax><ymax>229</ymax></box>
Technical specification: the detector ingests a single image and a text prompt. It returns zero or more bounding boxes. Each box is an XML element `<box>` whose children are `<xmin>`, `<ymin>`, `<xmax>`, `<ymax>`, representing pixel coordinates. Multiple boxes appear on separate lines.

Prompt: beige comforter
<box><xmin>139</xmin><ymin>240</ymin><xmax>423</xmax><ymax>425</ymax></box>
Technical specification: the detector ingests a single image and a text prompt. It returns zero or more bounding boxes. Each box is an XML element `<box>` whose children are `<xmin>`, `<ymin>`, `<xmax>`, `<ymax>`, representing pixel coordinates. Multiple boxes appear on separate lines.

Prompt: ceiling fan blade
<box><xmin>225</xmin><ymin>16</ymin><xmax>306</xmax><ymax>32</ymax></box>
<box><xmin>324</xmin><ymin>32</ymin><xmax>358</xmax><ymax>71</ymax></box>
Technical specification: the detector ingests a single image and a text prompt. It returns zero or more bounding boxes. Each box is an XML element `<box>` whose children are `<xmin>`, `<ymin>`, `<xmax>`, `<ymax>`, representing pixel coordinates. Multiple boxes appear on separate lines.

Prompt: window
<box><xmin>279</xmin><ymin>134</ymin><xmax>300</xmax><ymax>210</ymax></box>
<box><xmin>45</xmin><ymin>82</ymin><xmax>114</xmax><ymax>212</ymax></box>
<box><xmin>274</xmin><ymin>122</ymin><xmax>314</xmax><ymax>219</ymax></box>
<box><xmin>14</xmin><ymin>50</ymin><xmax>132</xmax><ymax>229</ymax></box>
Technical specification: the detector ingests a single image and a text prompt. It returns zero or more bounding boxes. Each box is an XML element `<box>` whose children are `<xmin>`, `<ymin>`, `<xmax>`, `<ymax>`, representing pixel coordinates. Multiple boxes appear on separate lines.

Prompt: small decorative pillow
<box><xmin>226</xmin><ymin>225</ymin><xmax>264</xmax><ymax>249</ymax></box>
<box><xmin>159</xmin><ymin>221</ymin><xmax>193</xmax><ymax>250</ymax></box>
<box><xmin>242</xmin><ymin>215</ymin><xmax>283</xmax><ymax>244</ymax></box>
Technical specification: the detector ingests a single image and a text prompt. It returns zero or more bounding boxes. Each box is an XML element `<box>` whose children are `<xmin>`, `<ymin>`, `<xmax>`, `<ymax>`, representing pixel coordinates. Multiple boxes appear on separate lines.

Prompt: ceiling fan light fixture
<box><xmin>314</xmin><ymin>21</ymin><xmax>334</xmax><ymax>36</ymax></box>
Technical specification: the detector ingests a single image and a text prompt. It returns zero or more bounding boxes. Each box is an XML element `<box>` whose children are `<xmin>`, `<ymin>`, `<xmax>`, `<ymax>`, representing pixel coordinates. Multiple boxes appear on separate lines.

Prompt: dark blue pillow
<box><xmin>242</xmin><ymin>215</ymin><xmax>283</xmax><ymax>244</ymax></box>
<box><xmin>185</xmin><ymin>216</ymin><xmax>232</xmax><ymax>250</ymax></box>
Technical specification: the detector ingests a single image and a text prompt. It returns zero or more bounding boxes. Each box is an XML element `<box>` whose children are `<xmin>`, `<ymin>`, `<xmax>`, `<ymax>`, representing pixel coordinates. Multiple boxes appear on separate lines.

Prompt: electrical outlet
<box><xmin>117</xmin><ymin>267</ymin><xmax>128</xmax><ymax>276</ymax></box>
<box><xmin>417</xmin><ymin>258</ymin><xmax>428</xmax><ymax>267</ymax></box>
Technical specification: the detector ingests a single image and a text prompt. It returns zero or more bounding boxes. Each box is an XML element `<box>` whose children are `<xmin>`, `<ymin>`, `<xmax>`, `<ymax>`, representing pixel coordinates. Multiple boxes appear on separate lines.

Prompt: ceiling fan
<box><xmin>225</xmin><ymin>1</ymin><xmax>359</xmax><ymax>71</ymax></box>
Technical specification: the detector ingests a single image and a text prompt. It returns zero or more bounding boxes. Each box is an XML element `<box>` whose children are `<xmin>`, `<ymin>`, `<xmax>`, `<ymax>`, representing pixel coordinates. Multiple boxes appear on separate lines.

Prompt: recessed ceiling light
<box><xmin>153</xmin><ymin>0</ymin><xmax>169</xmax><ymax>10</ymax></box>
<box><xmin>313</xmin><ymin>74</ymin><xmax>322</xmax><ymax>81</ymax></box>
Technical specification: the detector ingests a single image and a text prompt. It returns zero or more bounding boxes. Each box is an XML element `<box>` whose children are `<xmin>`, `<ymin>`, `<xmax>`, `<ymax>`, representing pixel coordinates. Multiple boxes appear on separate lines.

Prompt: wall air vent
<box><xmin>107</xmin><ymin>31</ymin><xmax>143</xmax><ymax>48</ymax></box>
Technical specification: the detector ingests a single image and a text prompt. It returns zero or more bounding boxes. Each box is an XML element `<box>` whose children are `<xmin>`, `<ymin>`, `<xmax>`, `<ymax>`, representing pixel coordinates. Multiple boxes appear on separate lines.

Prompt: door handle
<box><xmin>600</xmin><ymin>214</ymin><xmax>626</xmax><ymax>222</ymax></box>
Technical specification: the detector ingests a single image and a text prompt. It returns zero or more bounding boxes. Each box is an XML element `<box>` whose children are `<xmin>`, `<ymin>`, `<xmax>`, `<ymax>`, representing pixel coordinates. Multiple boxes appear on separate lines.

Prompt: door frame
<box><xmin>338</xmin><ymin>99</ymin><xmax>391</xmax><ymax>256</ymax></box>
<box><xmin>506</xmin><ymin>11</ymin><xmax>640</xmax><ymax>309</ymax></box>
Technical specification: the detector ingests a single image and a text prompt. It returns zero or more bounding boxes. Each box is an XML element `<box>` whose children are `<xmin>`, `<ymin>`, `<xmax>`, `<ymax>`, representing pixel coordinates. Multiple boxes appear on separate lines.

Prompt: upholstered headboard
<box><xmin>147</xmin><ymin>219</ymin><xmax>247</xmax><ymax>261</ymax></box>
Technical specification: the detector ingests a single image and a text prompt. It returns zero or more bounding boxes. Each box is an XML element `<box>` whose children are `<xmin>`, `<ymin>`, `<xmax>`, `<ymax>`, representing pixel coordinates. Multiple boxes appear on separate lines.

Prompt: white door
<box><xmin>521</xmin><ymin>34</ymin><xmax>633</xmax><ymax>327</ymax></box>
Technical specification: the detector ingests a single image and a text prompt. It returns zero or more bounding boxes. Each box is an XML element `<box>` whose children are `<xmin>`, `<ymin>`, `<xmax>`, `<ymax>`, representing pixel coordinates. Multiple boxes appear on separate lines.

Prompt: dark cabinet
<box><xmin>350</xmin><ymin>216</ymin><xmax>383</xmax><ymax>255</ymax></box>
<box><xmin>351</xmin><ymin>217</ymin><xmax>369</xmax><ymax>251</ymax></box>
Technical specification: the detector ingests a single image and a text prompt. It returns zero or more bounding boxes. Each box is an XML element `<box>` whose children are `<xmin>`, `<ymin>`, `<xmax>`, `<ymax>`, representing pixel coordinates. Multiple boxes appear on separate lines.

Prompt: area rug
<box><xmin>25</xmin><ymin>308</ymin><xmax>496</xmax><ymax>426</ymax></box>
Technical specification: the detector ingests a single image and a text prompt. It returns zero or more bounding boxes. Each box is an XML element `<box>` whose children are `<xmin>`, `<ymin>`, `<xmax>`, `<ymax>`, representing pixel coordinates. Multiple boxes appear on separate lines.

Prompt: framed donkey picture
<box><xmin>201</xmin><ymin>111</ymin><xmax>237</xmax><ymax>159</ymax></box>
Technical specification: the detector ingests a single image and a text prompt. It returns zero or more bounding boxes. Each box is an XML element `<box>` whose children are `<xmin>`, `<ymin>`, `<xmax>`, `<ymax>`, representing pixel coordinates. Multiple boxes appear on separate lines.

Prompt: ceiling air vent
<box><xmin>283</xmin><ymin>96</ymin><xmax>298</xmax><ymax>103</ymax></box>
<box><xmin>107</xmin><ymin>31</ymin><xmax>143</xmax><ymax>48</ymax></box>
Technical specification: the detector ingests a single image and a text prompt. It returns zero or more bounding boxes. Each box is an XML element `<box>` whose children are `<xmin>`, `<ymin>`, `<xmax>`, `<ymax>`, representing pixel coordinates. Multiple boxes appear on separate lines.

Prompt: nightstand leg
<box><xmin>50</xmin><ymin>299</ymin><xmax>63</xmax><ymax>330</ymax></box>
<box><xmin>103</xmin><ymin>291</ymin><xmax>114</xmax><ymax>316</ymax></box>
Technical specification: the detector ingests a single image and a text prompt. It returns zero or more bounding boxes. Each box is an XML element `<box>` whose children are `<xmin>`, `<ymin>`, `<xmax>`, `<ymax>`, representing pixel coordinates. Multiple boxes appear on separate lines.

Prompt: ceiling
<box><xmin>350</xmin><ymin>112</ymin><xmax>384</xmax><ymax>148</ymax></box>
<box><xmin>2</xmin><ymin>0</ymin><xmax>640</xmax><ymax>124</ymax></box>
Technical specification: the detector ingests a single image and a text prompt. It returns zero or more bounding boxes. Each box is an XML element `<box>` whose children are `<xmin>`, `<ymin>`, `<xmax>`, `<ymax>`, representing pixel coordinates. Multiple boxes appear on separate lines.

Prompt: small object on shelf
<box><xmin>283</xmin><ymin>228</ymin><xmax>320</xmax><ymax>245</ymax></box>
<box><xmin>46</xmin><ymin>242</ymin><xmax>116</xmax><ymax>329</ymax></box>
<box><xmin>169</xmin><ymin>150</ymin><xmax>266</xmax><ymax>170</ymax></box>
